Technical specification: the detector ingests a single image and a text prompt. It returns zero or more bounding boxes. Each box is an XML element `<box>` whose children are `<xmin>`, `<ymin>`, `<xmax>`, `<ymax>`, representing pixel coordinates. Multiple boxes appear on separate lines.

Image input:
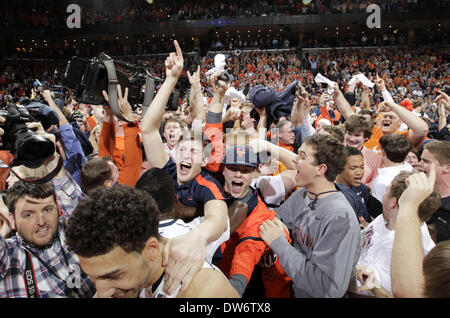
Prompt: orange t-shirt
<box><xmin>363</xmin><ymin>125</ymin><xmax>409</xmax><ymax>153</ymax></box>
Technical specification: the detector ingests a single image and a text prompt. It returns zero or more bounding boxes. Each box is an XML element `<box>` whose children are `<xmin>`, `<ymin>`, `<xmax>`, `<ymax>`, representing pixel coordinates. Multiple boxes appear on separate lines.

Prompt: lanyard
<box><xmin>21</xmin><ymin>235</ymin><xmax>72</xmax><ymax>297</ymax></box>
<box><xmin>307</xmin><ymin>190</ymin><xmax>338</xmax><ymax>210</ymax></box>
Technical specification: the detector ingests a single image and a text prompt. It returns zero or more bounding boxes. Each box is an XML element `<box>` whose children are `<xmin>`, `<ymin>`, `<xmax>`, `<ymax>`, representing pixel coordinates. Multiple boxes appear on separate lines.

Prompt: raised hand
<box><xmin>165</xmin><ymin>40</ymin><xmax>184</xmax><ymax>80</ymax></box>
<box><xmin>374</xmin><ymin>74</ymin><xmax>386</xmax><ymax>92</ymax></box>
<box><xmin>187</xmin><ymin>65</ymin><xmax>201</xmax><ymax>91</ymax></box>
<box><xmin>224</xmin><ymin>106</ymin><xmax>241</xmax><ymax>122</ymax></box>
<box><xmin>398</xmin><ymin>163</ymin><xmax>436</xmax><ymax>211</ymax></box>
<box><xmin>102</xmin><ymin>84</ymin><xmax>133</xmax><ymax>122</ymax></box>
<box><xmin>435</xmin><ymin>90</ymin><xmax>450</xmax><ymax>112</ymax></box>
<box><xmin>210</xmin><ymin>70</ymin><xmax>229</xmax><ymax>97</ymax></box>
<box><xmin>377</xmin><ymin>100</ymin><xmax>396</xmax><ymax>113</ymax></box>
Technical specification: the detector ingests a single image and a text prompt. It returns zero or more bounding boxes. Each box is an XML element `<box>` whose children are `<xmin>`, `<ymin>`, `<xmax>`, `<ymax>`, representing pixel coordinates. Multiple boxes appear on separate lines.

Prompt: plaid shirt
<box><xmin>51</xmin><ymin>169</ymin><xmax>85</xmax><ymax>216</ymax></box>
<box><xmin>0</xmin><ymin>215</ymin><xmax>95</xmax><ymax>298</ymax></box>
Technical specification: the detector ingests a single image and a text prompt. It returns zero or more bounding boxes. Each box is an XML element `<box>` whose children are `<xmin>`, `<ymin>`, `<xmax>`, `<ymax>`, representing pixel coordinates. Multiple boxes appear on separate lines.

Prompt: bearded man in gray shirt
<box><xmin>259</xmin><ymin>134</ymin><xmax>361</xmax><ymax>298</ymax></box>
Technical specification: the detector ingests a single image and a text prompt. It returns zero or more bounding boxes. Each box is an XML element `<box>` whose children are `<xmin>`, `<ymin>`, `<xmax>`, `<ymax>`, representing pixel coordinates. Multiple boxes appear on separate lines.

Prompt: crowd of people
<box><xmin>0</xmin><ymin>34</ymin><xmax>449</xmax><ymax>299</ymax></box>
<box><xmin>3</xmin><ymin>0</ymin><xmax>444</xmax><ymax>29</ymax></box>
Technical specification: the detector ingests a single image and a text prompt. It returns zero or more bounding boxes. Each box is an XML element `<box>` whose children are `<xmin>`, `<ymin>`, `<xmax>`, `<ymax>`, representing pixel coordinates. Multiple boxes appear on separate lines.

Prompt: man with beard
<box><xmin>0</xmin><ymin>181</ymin><xmax>95</xmax><ymax>298</ymax></box>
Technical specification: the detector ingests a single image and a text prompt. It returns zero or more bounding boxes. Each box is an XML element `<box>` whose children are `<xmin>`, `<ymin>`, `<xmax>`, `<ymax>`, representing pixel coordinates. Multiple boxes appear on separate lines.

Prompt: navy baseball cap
<box><xmin>223</xmin><ymin>145</ymin><xmax>258</xmax><ymax>168</ymax></box>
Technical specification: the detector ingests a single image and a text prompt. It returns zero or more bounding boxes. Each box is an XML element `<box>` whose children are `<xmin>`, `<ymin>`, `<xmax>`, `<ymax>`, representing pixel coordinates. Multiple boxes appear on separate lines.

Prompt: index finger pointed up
<box><xmin>174</xmin><ymin>40</ymin><xmax>182</xmax><ymax>58</ymax></box>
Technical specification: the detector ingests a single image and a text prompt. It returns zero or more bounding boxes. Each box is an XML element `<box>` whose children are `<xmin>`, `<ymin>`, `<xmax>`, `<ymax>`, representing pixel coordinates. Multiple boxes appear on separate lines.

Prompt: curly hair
<box><xmin>304</xmin><ymin>134</ymin><xmax>346</xmax><ymax>182</ymax></box>
<box><xmin>65</xmin><ymin>185</ymin><xmax>160</xmax><ymax>258</ymax></box>
<box><xmin>135</xmin><ymin>168</ymin><xmax>176</xmax><ymax>218</ymax></box>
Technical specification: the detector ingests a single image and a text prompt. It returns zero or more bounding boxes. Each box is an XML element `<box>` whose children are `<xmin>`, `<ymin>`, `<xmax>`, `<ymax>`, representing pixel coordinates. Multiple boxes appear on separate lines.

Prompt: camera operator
<box><xmin>5</xmin><ymin>120</ymin><xmax>85</xmax><ymax>216</ymax></box>
<box><xmin>41</xmin><ymin>89</ymin><xmax>88</xmax><ymax>187</ymax></box>
<box><xmin>80</xmin><ymin>84</ymin><xmax>142</xmax><ymax>193</ymax></box>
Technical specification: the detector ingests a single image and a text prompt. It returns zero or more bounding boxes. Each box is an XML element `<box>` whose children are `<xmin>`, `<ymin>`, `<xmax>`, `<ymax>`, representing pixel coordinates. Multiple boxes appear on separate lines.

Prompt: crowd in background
<box><xmin>3</xmin><ymin>0</ymin><xmax>447</xmax><ymax>29</ymax></box>
<box><xmin>0</xmin><ymin>0</ymin><xmax>450</xmax><ymax>300</ymax></box>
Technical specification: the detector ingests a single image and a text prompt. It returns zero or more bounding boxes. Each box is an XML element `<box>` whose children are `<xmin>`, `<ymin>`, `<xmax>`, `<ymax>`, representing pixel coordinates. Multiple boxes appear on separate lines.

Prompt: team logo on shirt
<box><xmin>236</xmin><ymin>147</ymin><xmax>247</xmax><ymax>158</ymax></box>
<box><xmin>362</xmin><ymin>226</ymin><xmax>374</xmax><ymax>250</ymax></box>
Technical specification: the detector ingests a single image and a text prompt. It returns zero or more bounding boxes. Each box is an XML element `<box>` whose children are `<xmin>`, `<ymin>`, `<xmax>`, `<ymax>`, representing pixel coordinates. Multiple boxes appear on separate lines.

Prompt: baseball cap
<box><xmin>223</xmin><ymin>145</ymin><xmax>258</xmax><ymax>168</ymax></box>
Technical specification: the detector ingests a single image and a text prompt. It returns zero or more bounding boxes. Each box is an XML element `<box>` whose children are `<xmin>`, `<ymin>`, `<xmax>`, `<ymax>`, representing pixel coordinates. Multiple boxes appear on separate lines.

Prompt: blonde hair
<box><xmin>89</xmin><ymin>124</ymin><xmax>102</xmax><ymax>153</ymax></box>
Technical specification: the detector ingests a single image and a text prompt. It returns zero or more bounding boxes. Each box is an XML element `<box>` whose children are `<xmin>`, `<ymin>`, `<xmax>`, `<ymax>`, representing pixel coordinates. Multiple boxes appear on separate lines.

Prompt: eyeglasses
<box><xmin>280</xmin><ymin>129</ymin><xmax>295</xmax><ymax>134</ymax></box>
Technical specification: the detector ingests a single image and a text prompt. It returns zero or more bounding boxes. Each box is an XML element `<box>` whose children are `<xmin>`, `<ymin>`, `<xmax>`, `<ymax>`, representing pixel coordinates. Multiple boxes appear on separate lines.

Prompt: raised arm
<box><xmin>250</xmin><ymin>138</ymin><xmax>297</xmax><ymax>170</ymax></box>
<box><xmin>435</xmin><ymin>89</ymin><xmax>450</xmax><ymax>112</ymax></box>
<box><xmin>103</xmin><ymin>86</ymin><xmax>142</xmax><ymax>186</ymax></box>
<box><xmin>291</xmin><ymin>85</ymin><xmax>309</xmax><ymax>127</ymax></box>
<box><xmin>187</xmin><ymin>66</ymin><xmax>205</xmax><ymax>124</ymax></box>
<box><xmin>42</xmin><ymin>89</ymin><xmax>69</xmax><ymax>126</ymax></box>
<box><xmin>140</xmin><ymin>40</ymin><xmax>184</xmax><ymax>168</ymax></box>
<box><xmin>361</xmin><ymin>85</ymin><xmax>371</xmax><ymax>110</ymax></box>
<box><xmin>333</xmin><ymin>83</ymin><xmax>356</xmax><ymax>121</ymax></box>
<box><xmin>207</xmin><ymin>70</ymin><xmax>229</xmax><ymax>116</ymax></box>
<box><xmin>378</xmin><ymin>100</ymin><xmax>429</xmax><ymax>147</ymax></box>
<box><xmin>42</xmin><ymin>89</ymin><xmax>87</xmax><ymax>185</ymax></box>
<box><xmin>438</xmin><ymin>100</ymin><xmax>448</xmax><ymax>132</ymax></box>
<box><xmin>391</xmin><ymin>165</ymin><xmax>436</xmax><ymax>298</ymax></box>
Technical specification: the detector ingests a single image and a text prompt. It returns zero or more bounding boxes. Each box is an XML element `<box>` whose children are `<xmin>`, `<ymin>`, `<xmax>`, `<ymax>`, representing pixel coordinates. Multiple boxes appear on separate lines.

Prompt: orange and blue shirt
<box><xmin>162</xmin><ymin>157</ymin><xmax>225</xmax><ymax>207</ymax></box>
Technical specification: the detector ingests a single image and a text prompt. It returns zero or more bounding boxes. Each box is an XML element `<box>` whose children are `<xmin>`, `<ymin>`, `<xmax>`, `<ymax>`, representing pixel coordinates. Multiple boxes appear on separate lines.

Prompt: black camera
<box><xmin>218</xmin><ymin>70</ymin><xmax>234</xmax><ymax>83</ymax></box>
<box><xmin>62</xmin><ymin>54</ymin><xmax>155</xmax><ymax>108</ymax></box>
<box><xmin>0</xmin><ymin>104</ymin><xmax>55</xmax><ymax>168</ymax></box>
<box><xmin>33</xmin><ymin>79</ymin><xmax>50</xmax><ymax>93</ymax></box>
<box><xmin>33</xmin><ymin>80</ymin><xmax>63</xmax><ymax>98</ymax></box>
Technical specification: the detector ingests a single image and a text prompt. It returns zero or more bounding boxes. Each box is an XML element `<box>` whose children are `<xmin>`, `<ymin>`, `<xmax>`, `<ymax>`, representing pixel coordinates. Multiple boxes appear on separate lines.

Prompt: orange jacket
<box><xmin>217</xmin><ymin>191</ymin><xmax>292</xmax><ymax>298</ymax></box>
<box><xmin>98</xmin><ymin>121</ymin><xmax>142</xmax><ymax>187</ymax></box>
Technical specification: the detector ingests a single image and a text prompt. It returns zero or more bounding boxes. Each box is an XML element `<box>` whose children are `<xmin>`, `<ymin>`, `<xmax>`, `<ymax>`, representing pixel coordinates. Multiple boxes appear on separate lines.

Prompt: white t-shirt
<box><xmin>350</xmin><ymin>214</ymin><xmax>435</xmax><ymax>296</ymax></box>
<box><xmin>139</xmin><ymin>261</ymin><xmax>220</xmax><ymax>298</ymax></box>
<box><xmin>137</xmin><ymin>217</ymin><xmax>231</xmax><ymax>298</ymax></box>
<box><xmin>371</xmin><ymin>162</ymin><xmax>413</xmax><ymax>202</ymax></box>
<box><xmin>251</xmin><ymin>174</ymin><xmax>285</xmax><ymax>206</ymax></box>
<box><xmin>158</xmin><ymin>217</ymin><xmax>230</xmax><ymax>264</ymax></box>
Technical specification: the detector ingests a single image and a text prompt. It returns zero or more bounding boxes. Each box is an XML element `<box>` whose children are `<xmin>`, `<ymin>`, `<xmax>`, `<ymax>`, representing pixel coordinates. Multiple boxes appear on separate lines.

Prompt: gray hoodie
<box><xmin>271</xmin><ymin>188</ymin><xmax>361</xmax><ymax>298</ymax></box>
